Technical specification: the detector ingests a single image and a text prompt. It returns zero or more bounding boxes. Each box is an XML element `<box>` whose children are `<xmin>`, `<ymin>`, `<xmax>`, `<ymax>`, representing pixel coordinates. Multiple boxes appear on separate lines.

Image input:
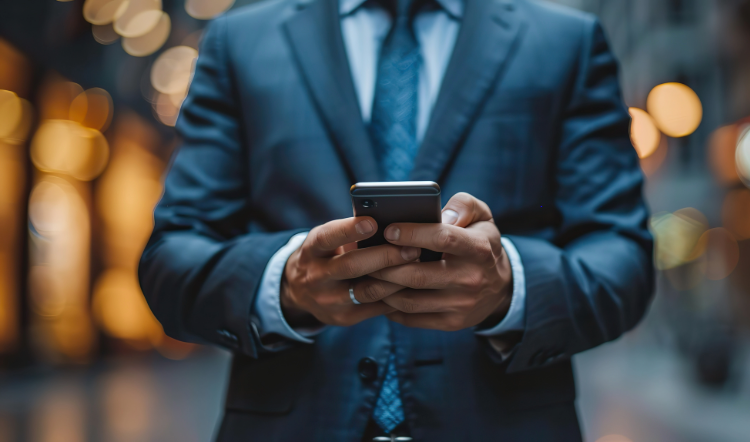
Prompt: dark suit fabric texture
<box><xmin>138</xmin><ymin>0</ymin><xmax>655</xmax><ymax>439</ymax></box>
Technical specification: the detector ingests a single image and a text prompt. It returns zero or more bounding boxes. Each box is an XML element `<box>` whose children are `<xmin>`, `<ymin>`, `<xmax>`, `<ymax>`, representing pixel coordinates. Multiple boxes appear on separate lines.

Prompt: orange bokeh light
<box><xmin>708</xmin><ymin>124</ymin><xmax>740</xmax><ymax>186</ymax></box>
<box><xmin>647</xmin><ymin>82</ymin><xmax>702</xmax><ymax>138</ymax></box>
<box><xmin>722</xmin><ymin>188</ymin><xmax>750</xmax><ymax>240</ymax></box>
<box><xmin>31</xmin><ymin>120</ymin><xmax>110</xmax><ymax>181</ymax></box>
<box><xmin>0</xmin><ymin>89</ymin><xmax>23</xmax><ymax>138</ymax></box>
<box><xmin>629</xmin><ymin>107</ymin><xmax>661</xmax><ymax>159</ymax></box>
<box><xmin>113</xmin><ymin>0</ymin><xmax>163</xmax><ymax>38</ymax></box>
<box><xmin>150</xmin><ymin>46</ymin><xmax>198</xmax><ymax>95</ymax></box>
<box><xmin>83</xmin><ymin>0</ymin><xmax>129</xmax><ymax>25</ymax></box>
<box><xmin>69</xmin><ymin>87</ymin><xmax>114</xmax><ymax>132</ymax></box>
<box><xmin>185</xmin><ymin>0</ymin><xmax>236</xmax><ymax>20</ymax></box>
<box><xmin>122</xmin><ymin>11</ymin><xmax>170</xmax><ymax>57</ymax></box>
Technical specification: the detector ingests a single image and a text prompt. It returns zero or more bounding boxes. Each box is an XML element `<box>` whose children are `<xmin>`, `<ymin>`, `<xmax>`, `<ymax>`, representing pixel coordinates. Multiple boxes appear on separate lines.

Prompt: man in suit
<box><xmin>139</xmin><ymin>0</ymin><xmax>654</xmax><ymax>439</ymax></box>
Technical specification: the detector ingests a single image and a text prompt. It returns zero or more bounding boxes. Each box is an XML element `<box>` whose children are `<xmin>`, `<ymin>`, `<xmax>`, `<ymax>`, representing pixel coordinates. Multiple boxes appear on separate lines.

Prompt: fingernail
<box><xmin>401</xmin><ymin>246</ymin><xmax>420</xmax><ymax>261</ymax></box>
<box><xmin>442</xmin><ymin>209</ymin><xmax>459</xmax><ymax>225</ymax></box>
<box><xmin>385</xmin><ymin>226</ymin><xmax>400</xmax><ymax>241</ymax></box>
<box><xmin>356</xmin><ymin>219</ymin><xmax>373</xmax><ymax>234</ymax></box>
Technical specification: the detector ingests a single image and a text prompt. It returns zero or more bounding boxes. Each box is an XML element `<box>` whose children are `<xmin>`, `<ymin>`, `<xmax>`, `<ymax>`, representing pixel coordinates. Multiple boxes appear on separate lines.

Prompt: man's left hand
<box><xmin>370</xmin><ymin>193</ymin><xmax>513</xmax><ymax>331</ymax></box>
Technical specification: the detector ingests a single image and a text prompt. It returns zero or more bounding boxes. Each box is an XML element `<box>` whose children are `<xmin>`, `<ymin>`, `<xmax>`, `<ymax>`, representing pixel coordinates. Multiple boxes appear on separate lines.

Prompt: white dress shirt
<box><xmin>251</xmin><ymin>0</ymin><xmax>527</xmax><ymax>353</ymax></box>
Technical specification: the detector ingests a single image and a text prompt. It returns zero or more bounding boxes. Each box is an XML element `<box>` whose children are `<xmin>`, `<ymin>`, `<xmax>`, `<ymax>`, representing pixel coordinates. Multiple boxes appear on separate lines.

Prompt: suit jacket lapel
<box><xmin>283</xmin><ymin>0</ymin><xmax>381</xmax><ymax>184</ymax></box>
<box><xmin>410</xmin><ymin>0</ymin><xmax>526</xmax><ymax>183</ymax></box>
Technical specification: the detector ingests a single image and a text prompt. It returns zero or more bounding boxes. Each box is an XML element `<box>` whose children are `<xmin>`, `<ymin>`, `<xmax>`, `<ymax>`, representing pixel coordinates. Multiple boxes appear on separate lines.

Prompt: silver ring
<box><xmin>349</xmin><ymin>284</ymin><xmax>361</xmax><ymax>305</ymax></box>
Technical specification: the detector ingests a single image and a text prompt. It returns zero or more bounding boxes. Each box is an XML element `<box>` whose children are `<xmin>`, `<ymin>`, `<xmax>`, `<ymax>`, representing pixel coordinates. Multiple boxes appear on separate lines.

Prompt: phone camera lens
<box><xmin>362</xmin><ymin>199</ymin><xmax>374</xmax><ymax>208</ymax></box>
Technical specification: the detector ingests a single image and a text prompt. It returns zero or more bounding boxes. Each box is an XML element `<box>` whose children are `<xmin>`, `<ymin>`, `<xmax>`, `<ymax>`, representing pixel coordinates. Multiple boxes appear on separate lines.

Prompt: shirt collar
<box><xmin>339</xmin><ymin>0</ymin><xmax>464</xmax><ymax>19</ymax></box>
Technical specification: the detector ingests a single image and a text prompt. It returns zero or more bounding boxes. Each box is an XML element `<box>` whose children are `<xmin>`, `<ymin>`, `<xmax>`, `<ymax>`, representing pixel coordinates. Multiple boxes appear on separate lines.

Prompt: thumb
<box><xmin>441</xmin><ymin>192</ymin><xmax>493</xmax><ymax>228</ymax></box>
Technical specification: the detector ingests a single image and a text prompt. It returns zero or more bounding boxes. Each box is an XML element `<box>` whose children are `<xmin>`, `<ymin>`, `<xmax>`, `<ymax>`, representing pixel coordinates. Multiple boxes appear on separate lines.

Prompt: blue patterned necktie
<box><xmin>370</xmin><ymin>0</ymin><xmax>421</xmax><ymax>433</ymax></box>
<box><xmin>369</xmin><ymin>0</ymin><xmax>421</xmax><ymax>182</ymax></box>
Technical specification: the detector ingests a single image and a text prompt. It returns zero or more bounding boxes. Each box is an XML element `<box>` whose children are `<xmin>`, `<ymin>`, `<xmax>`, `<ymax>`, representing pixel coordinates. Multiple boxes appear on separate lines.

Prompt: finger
<box><xmin>383</xmin><ymin>222</ymin><xmax>489</xmax><ymax>257</ymax></box>
<box><xmin>350</xmin><ymin>277</ymin><xmax>406</xmax><ymax>304</ymax></box>
<box><xmin>327</xmin><ymin>244</ymin><xmax>421</xmax><ymax>280</ymax></box>
<box><xmin>386</xmin><ymin>311</ymin><xmax>466</xmax><ymax>332</ymax></box>
<box><xmin>327</xmin><ymin>302</ymin><xmax>397</xmax><ymax>327</ymax></box>
<box><xmin>307</xmin><ymin>217</ymin><xmax>377</xmax><ymax>257</ymax></box>
<box><xmin>342</xmin><ymin>242</ymin><xmax>358</xmax><ymax>253</ymax></box>
<box><xmin>382</xmin><ymin>289</ymin><xmax>469</xmax><ymax>313</ymax></box>
<box><xmin>370</xmin><ymin>261</ymin><xmax>469</xmax><ymax>290</ymax></box>
<box><xmin>441</xmin><ymin>192</ymin><xmax>493</xmax><ymax>228</ymax></box>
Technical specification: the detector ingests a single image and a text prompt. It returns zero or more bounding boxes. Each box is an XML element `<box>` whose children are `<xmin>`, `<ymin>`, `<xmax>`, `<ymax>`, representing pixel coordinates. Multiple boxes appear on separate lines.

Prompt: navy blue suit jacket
<box><xmin>139</xmin><ymin>0</ymin><xmax>654</xmax><ymax>439</ymax></box>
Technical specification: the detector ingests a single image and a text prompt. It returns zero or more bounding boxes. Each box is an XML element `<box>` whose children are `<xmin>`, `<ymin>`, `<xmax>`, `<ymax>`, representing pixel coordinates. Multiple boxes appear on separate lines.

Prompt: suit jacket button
<box><xmin>358</xmin><ymin>357</ymin><xmax>378</xmax><ymax>382</ymax></box>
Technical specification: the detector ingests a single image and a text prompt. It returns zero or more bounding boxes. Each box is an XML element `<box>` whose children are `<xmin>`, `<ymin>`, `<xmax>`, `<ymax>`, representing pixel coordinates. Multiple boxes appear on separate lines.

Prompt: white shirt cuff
<box><xmin>252</xmin><ymin>232</ymin><xmax>326</xmax><ymax>346</ymax></box>
<box><xmin>475</xmin><ymin>236</ymin><xmax>526</xmax><ymax>337</ymax></box>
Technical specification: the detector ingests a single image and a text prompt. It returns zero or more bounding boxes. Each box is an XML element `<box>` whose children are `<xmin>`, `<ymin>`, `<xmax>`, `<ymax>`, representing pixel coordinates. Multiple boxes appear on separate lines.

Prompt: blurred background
<box><xmin>0</xmin><ymin>0</ymin><xmax>749</xmax><ymax>441</ymax></box>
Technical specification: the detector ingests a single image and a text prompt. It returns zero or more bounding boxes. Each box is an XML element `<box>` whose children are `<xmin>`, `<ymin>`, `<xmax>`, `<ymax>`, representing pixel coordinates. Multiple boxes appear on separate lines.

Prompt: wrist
<box><xmin>280</xmin><ymin>255</ymin><xmax>323</xmax><ymax>328</ymax></box>
<box><xmin>479</xmin><ymin>248</ymin><xmax>513</xmax><ymax>328</ymax></box>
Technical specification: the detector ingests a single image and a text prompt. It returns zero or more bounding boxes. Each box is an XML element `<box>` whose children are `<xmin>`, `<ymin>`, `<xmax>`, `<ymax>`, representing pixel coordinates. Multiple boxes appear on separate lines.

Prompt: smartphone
<box><xmin>351</xmin><ymin>181</ymin><xmax>443</xmax><ymax>262</ymax></box>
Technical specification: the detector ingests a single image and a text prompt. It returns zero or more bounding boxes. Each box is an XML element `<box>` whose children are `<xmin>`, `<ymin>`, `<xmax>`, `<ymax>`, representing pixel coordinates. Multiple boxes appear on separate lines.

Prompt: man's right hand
<box><xmin>281</xmin><ymin>217</ymin><xmax>421</xmax><ymax>327</ymax></box>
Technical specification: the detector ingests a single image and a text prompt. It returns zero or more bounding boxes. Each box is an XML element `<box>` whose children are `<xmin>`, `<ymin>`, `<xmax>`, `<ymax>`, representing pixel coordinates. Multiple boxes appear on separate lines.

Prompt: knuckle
<box><xmin>464</xmin><ymin>272</ymin><xmax>486</xmax><ymax>291</ymax></box>
<box><xmin>320</xmin><ymin>228</ymin><xmax>339</xmax><ymax>250</ymax></box>
<box><xmin>360</xmin><ymin>282</ymin><xmax>383</xmax><ymax>303</ymax></box>
<box><xmin>436</xmin><ymin>229</ymin><xmax>457</xmax><ymax>250</ymax></box>
<box><xmin>400</xmin><ymin>301</ymin><xmax>420</xmax><ymax>314</ymax></box>
<box><xmin>409</xmin><ymin>268</ymin><xmax>428</xmax><ymax>288</ymax></box>
<box><xmin>453</xmin><ymin>192</ymin><xmax>473</xmax><ymax>205</ymax></box>
<box><xmin>337</xmin><ymin>260</ymin><xmax>357</xmax><ymax>278</ymax></box>
<box><xmin>475</xmin><ymin>240</ymin><xmax>494</xmax><ymax>262</ymax></box>
<box><xmin>382</xmin><ymin>249</ymin><xmax>397</xmax><ymax>268</ymax></box>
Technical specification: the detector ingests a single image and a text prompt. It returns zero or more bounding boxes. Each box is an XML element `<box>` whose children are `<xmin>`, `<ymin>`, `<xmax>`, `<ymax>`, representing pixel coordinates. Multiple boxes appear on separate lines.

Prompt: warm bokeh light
<box><xmin>639</xmin><ymin>135</ymin><xmax>668</xmax><ymax>177</ymax></box>
<box><xmin>3</xmin><ymin>98</ymin><xmax>34</xmax><ymax>145</ymax></box>
<box><xmin>38</xmin><ymin>78</ymin><xmax>84</xmax><ymax>121</ymax></box>
<box><xmin>735</xmin><ymin>125</ymin><xmax>750</xmax><ymax>187</ymax></box>
<box><xmin>92</xmin><ymin>23</ymin><xmax>120</xmax><ymax>45</ymax></box>
<box><xmin>0</xmin><ymin>140</ymin><xmax>26</xmax><ymax>352</ymax></box>
<box><xmin>629</xmin><ymin>107</ymin><xmax>661</xmax><ymax>158</ymax></box>
<box><xmin>0</xmin><ymin>89</ymin><xmax>22</xmax><ymax>138</ymax></box>
<box><xmin>651</xmin><ymin>208</ymin><xmax>708</xmax><ymax>270</ymax></box>
<box><xmin>721</xmin><ymin>188</ymin><xmax>750</xmax><ymax>240</ymax></box>
<box><xmin>113</xmin><ymin>0</ymin><xmax>163</xmax><ymax>38</ymax></box>
<box><xmin>70</xmin><ymin>87</ymin><xmax>114</xmax><ymax>132</ymax></box>
<box><xmin>647</xmin><ymin>82</ymin><xmax>703</xmax><ymax>138</ymax></box>
<box><xmin>150</xmin><ymin>45</ymin><xmax>198</xmax><ymax>95</ymax></box>
<box><xmin>122</xmin><ymin>11</ymin><xmax>170</xmax><ymax>57</ymax></box>
<box><xmin>93</xmin><ymin>112</ymin><xmax>191</xmax><ymax>353</ymax></box>
<box><xmin>700</xmin><ymin>228</ymin><xmax>739</xmax><ymax>280</ymax></box>
<box><xmin>0</xmin><ymin>41</ymin><xmax>30</xmax><ymax>354</ymax></box>
<box><xmin>708</xmin><ymin>124</ymin><xmax>740</xmax><ymax>186</ymax></box>
<box><xmin>83</xmin><ymin>0</ymin><xmax>129</xmax><ymax>26</ymax></box>
<box><xmin>0</xmin><ymin>39</ymin><xmax>31</xmax><ymax>96</ymax></box>
<box><xmin>93</xmin><ymin>269</ymin><xmax>164</xmax><ymax>342</ymax></box>
<box><xmin>153</xmin><ymin>92</ymin><xmax>181</xmax><ymax>126</ymax></box>
<box><xmin>185</xmin><ymin>0</ymin><xmax>236</xmax><ymax>20</ymax></box>
<box><xmin>31</xmin><ymin>120</ymin><xmax>110</xmax><ymax>181</ymax></box>
<box><xmin>28</xmin><ymin>176</ymin><xmax>96</xmax><ymax>362</ymax></box>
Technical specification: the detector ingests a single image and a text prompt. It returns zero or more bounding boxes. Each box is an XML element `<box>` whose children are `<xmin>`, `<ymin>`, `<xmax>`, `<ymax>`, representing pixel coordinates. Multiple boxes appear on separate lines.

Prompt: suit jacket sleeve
<box><xmin>138</xmin><ymin>16</ymin><xmax>302</xmax><ymax>358</ymax></box>
<box><xmin>502</xmin><ymin>19</ymin><xmax>655</xmax><ymax>373</ymax></box>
